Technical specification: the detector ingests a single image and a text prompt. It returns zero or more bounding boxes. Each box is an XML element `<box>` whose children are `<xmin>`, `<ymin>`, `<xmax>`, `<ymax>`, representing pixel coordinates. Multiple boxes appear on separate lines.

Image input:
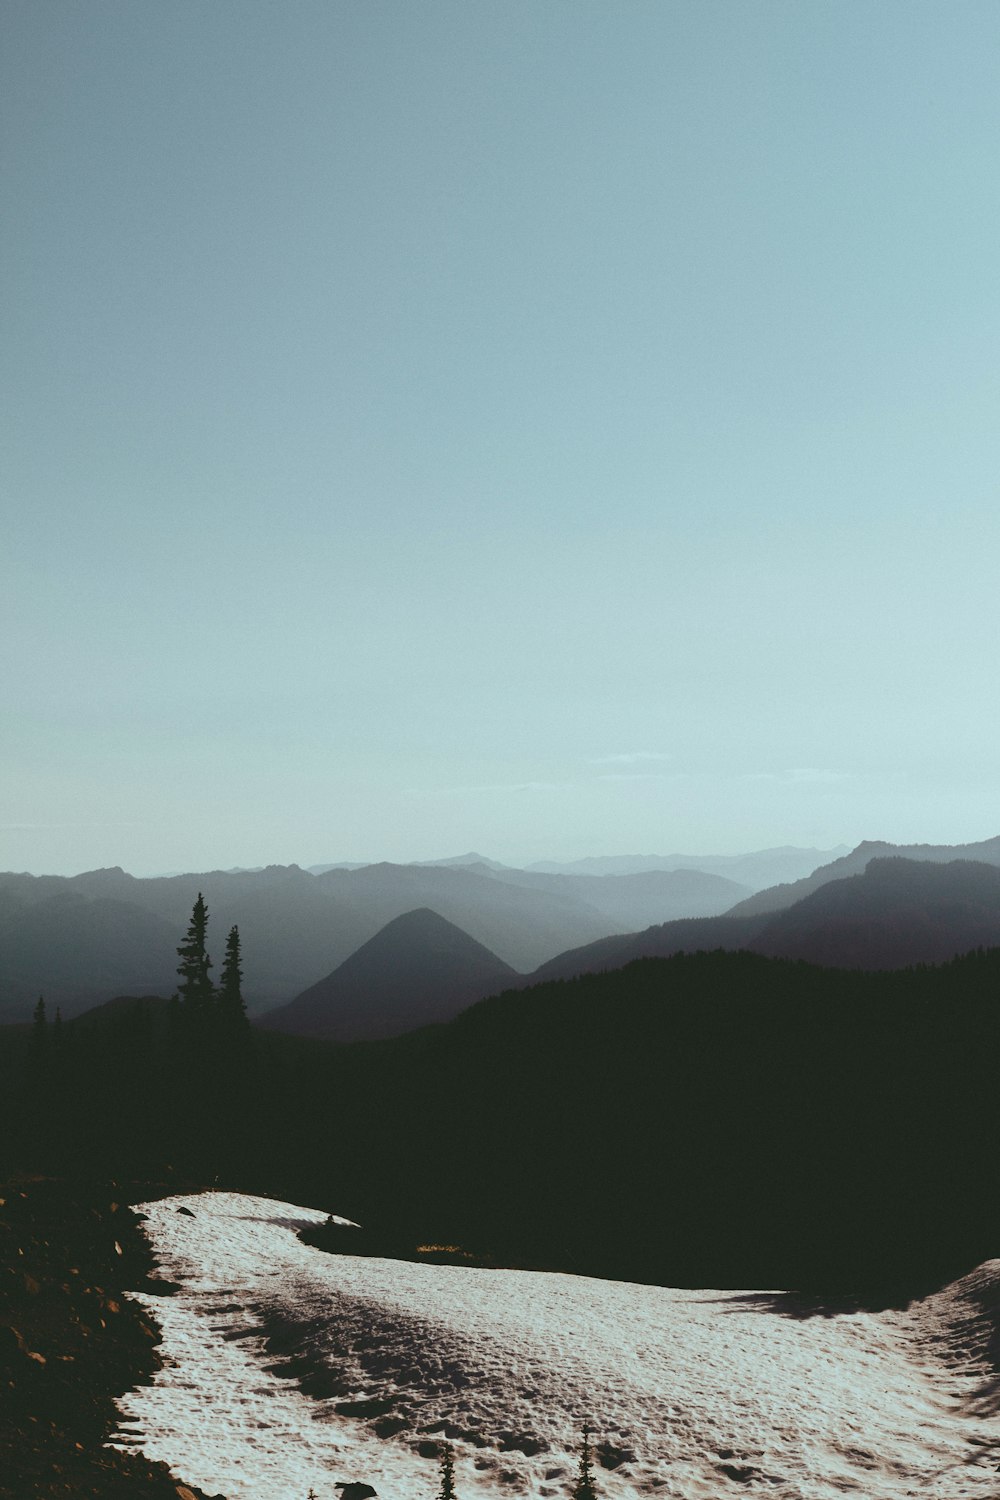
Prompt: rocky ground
<box><xmin>0</xmin><ymin>1170</ymin><xmax>225</xmax><ymax>1500</ymax></box>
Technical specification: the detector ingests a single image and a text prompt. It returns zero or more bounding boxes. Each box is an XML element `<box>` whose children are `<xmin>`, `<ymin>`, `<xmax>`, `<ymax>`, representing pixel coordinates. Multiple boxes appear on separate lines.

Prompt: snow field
<box><xmin>113</xmin><ymin>1192</ymin><xmax>1000</xmax><ymax>1500</ymax></box>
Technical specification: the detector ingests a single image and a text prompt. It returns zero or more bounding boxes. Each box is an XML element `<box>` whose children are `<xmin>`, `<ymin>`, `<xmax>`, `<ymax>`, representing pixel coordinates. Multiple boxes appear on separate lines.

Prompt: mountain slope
<box><xmin>753</xmin><ymin>856</ymin><xmax>1000</xmax><ymax>969</ymax></box>
<box><xmin>462</xmin><ymin>865</ymin><xmax>751</xmax><ymax>926</ymax></box>
<box><xmin>260</xmin><ymin>907</ymin><xmax>518</xmax><ymax>1041</ymax></box>
<box><xmin>728</xmin><ymin>832</ymin><xmax>1000</xmax><ymax>917</ymax></box>
<box><xmin>530</xmin><ymin>855</ymin><xmax>1000</xmax><ymax>983</ymax></box>
<box><xmin>0</xmin><ymin>890</ymin><xmax>179</xmax><ymax>1019</ymax></box>
<box><xmin>529</xmin><ymin>911</ymin><xmax>766</xmax><ymax>984</ymax></box>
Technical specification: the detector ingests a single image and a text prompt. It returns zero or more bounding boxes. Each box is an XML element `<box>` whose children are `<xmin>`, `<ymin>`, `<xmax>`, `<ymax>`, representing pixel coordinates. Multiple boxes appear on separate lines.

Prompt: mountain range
<box><xmin>255</xmin><ymin>852</ymin><xmax>1000</xmax><ymax>1043</ymax></box>
<box><xmin>0</xmin><ymin>854</ymin><xmax>758</xmax><ymax>1021</ymax></box>
<box><xmin>727</xmin><ymin>832</ymin><xmax>1000</xmax><ymax>916</ymax></box>
<box><xmin>532</xmin><ymin>853</ymin><xmax>1000</xmax><ymax>984</ymax></box>
<box><xmin>5</xmin><ymin>836</ymin><xmax>1000</xmax><ymax>1029</ymax></box>
<box><xmin>525</xmin><ymin>844</ymin><xmax>849</xmax><ymax>886</ymax></box>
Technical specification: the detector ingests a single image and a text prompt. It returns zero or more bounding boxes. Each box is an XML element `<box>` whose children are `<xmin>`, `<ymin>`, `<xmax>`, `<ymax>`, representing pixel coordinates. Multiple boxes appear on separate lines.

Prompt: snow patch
<box><xmin>113</xmin><ymin>1192</ymin><xmax>1000</xmax><ymax>1499</ymax></box>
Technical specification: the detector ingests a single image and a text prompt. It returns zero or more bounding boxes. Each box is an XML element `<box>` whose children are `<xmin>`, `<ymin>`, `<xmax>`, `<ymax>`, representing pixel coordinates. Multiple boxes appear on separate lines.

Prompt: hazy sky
<box><xmin>4</xmin><ymin>2</ymin><xmax>1000</xmax><ymax>875</ymax></box>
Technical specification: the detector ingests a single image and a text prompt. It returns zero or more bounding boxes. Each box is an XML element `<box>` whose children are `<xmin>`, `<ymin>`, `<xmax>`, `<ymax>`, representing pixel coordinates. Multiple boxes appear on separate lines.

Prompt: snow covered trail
<box><xmin>113</xmin><ymin>1192</ymin><xmax>1000</xmax><ymax>1500</ymax></box>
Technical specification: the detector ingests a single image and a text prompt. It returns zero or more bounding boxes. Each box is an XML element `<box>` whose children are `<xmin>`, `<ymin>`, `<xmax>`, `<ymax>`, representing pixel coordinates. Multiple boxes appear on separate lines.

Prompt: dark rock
<box><xmin>336</xmin><ymin>1485</ymin><xmax>378</xmax><ymax>1500</ymax></box>
<box><xmin>373</xmin><ymin>1415</ymin><xmax>407</xmax><ymax>1438</ymax></box>
<box><xmin>175</xmin><ymin>1206</ymin><xmax>195</xmax><ymax>1218</ymax></box>
<box><xmin>598</xmin><ymin>1442</ymin><xmax>633</xmax><ymax>1470</ymax></box>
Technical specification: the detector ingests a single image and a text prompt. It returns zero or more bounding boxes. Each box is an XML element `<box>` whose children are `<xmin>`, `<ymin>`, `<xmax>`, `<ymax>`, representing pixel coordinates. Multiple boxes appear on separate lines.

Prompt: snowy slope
<box><xmin>113</xmin><ymin>1192</ymin><xmax>1000</xmax><ymax>1500</ymax></box>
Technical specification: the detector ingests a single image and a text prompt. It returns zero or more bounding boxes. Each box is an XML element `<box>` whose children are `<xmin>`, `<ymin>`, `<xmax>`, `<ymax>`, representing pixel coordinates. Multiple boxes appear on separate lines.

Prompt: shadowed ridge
<box><xmin>728</xmin><ymin>833</ymin><xmax>1000</xmax><ymax>918</ymax></box>
<box><xmin>531</xmin><ymin>855</ymin><xmax>1000</xmax><ymax>984</ymax></box>
<box><xmin>752</xmin><ymin>856</ymin><xmax>1000</xmax><ymax>969</ymax></box>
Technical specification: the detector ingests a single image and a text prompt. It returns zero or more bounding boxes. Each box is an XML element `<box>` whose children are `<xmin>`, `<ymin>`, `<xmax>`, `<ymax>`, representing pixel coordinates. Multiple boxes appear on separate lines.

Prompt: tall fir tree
<box><xmin>218</xmin><ymin>924</ymin><xmax>248</xmax><ymax>1029</ymax></box>
<box><xmin>437</xmin><ymin>1442</ymin><xmax>457</xmax><ymax>1500</ymax></box>
<box><xmin>572</xmin><ymin>1425</ymin><xmax>598</xmax><ymax>1500</ymax></box>
<box><xmin>176</xmin><ymin>892</ymin><xmax>215</xmax><ymax>1010</ymax></box>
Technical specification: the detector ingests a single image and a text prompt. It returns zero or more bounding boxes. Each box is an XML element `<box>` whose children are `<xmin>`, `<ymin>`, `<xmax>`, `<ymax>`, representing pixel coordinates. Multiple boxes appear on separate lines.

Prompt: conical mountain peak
<box><xmin>261</xmin><ymin>908</ymin><xmax>518</xmax><ymax>1042</ymax></box>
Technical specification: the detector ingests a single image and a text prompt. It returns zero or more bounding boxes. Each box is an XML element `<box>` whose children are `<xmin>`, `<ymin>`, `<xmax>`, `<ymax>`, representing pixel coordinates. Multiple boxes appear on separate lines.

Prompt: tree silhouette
<box><xmin>437</xmin><ymin>1442</ymin><xmax>457</xmax><ymax>1500</ymax></box>
<box><xmin>176</xmin><ymin>892</ymin><xmax>214</xmax><ymax>1011</ymax></box>
<box><xmin>572</xmin><ymin>1425</ymin><xmax>598</xmax><ymax>1500</ymax></box>
<box><xmin>219</xmin><ymin>924</ymin><xmax>248</xmax><ymax>1030</ymax></box>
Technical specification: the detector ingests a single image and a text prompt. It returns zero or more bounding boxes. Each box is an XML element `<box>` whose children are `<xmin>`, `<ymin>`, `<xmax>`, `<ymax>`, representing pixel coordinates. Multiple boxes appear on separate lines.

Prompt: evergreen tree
<box><xmin>176</xmin><ymin>892</ymin><xmax>215</xmax><ymax>1010</ymax></box>
<box><xmin>437</xmin><ymin>1442</ymin><xmax>457</xmax><ymax>1500</ymax></box>
<box><xmin>218</xmin><ymin>924</ymin><xmax>248</xmax><ymax>1029</ymax></box>
<box><xmin>572</xmin><ymin>1425</ymin><xmax>598</xmax><ymax>1500</ymax></box>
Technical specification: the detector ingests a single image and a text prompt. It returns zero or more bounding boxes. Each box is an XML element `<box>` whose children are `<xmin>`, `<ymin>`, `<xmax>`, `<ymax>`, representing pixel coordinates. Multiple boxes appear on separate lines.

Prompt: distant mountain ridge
<box><xmin>5</xmin><ymin>836</ymin><xmax>997</xmax><ymax>1027</ymax></box>
<box><xmin>728</xmin><ymin>833</ymin><xmax>1000</xmax><ymax>917</ymax></box>
<box><xmin>0</xmin><ymin>857</ymin><xmax>748</xmax><ymax>1022</ymax></box>
<box><xmin>526</xmin><ymin>845</ymin><xmax>849</xmax><ymax>888</ymax></box>
<box><xmin>531</xmin><ymin>855</ymin><xmax>1000</xmax><ymax>983</ymax></box>
<box><xmin>306</xmin><ymin>845</ymin><xmax>846</xmax><ymax>891</ymax></box>
<box><xmin>260</xmin><ymin>907</ymin><xmax>518</xmax><ymax>1042</ymax></box>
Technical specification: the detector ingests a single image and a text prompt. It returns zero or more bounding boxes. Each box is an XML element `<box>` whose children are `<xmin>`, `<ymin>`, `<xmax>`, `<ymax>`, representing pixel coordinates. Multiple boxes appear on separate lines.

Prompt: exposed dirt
<box><xmin>0</xmin><ymin>1170</ymin><xmax>225</xmax><ymax>1500</ymax></box>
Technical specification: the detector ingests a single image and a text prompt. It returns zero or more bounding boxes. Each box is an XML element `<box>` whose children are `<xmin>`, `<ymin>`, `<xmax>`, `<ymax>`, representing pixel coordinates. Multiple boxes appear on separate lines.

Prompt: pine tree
<box><xmin>176</xmin><ymin>892</ymin><xmax>215</xmax><ymax>1011</ymax></box>
<box><xmin>437</xmin><ymin>1442</ymin><xmax>457</xmax><ymax>1500</ymax></box>
<box><xmin>218</xmin><ymin>924</ymin><xmax>248</xmax><ymax>1029</ymax></box>
<box><xmin>572</xmin><ymin>1425</ymin><xmax>598</xmax><ymax>1500</ymax></box>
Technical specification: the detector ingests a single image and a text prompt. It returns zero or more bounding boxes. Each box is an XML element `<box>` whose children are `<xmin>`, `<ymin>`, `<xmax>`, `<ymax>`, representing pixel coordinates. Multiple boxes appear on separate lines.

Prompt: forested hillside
<box><xmin>4</xmin><ymin>946</ymin><xmax>999</xmax><ymax>1295</ymax></box>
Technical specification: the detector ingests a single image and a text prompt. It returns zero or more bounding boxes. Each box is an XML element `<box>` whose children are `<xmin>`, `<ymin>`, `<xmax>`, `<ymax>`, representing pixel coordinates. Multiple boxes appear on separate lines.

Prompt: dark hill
<box><xmin>302</xmin><ymin>947</ymin><xmax>1000</xmax><ymax>1291</ymax></box>
<box><xmin>8</xmin><ymin>946</ymin><xmax>1000</xmax><ymax>1293</ymax></box>
<box><xmin>70</xmin><ymin>993</ymin><xmax>173</xmax><ymax>1040</ymax></box>
<box><xmin>753</xmin><ymin>856</ymin><xmax>1000</xmax><ymax>968</ymax></box>
<box><xmin>260</xmin><ymin>907</ymin><xmax>518</xmax><ymax>1041</ymax></box>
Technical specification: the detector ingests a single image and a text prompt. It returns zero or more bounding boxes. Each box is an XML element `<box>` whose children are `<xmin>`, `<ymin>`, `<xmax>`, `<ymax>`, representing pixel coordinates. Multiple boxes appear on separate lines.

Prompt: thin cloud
<box><xmin>402</xmin><ymin>780</ymin><xmax>575</xmax><ymax>798</ymax></box>
<box><xmin>0</xmin><ymin>821</ymin><xmax>145</xmax><ymax>830</ymax></box>
<box><xmin>597</xmin><ymin>772</ymin><xmax>673</xmax><ymax>783</ymax></box>
<box><xmin>739</xmin><ymin>769</ymin><xmax>849</xmax><ymax>787</ymax></box>
<box><xmin>590</xmin><ymin>752</ymin><xmax>673</xmax><ymax>767</ymax></box>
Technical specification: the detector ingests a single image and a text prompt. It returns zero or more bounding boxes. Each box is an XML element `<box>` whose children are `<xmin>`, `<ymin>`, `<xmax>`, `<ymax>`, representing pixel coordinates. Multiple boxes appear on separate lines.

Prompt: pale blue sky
<box><xmin>3</xmin><ymin>1</ymin><xmax>999</xmax><ymax>874</ymax></box>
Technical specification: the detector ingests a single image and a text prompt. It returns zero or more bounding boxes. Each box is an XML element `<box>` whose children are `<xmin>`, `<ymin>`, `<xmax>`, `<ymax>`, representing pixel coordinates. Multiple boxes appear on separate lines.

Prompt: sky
<box><xmin>3</xmin><ymin>1</ymin><xmax>1000</xmax><ymax>876</ymax></box>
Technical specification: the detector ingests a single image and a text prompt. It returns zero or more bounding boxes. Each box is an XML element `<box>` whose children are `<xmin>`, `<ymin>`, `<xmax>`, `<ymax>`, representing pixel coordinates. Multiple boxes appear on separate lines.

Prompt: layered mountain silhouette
<box><xmin>728</xmin><ymin>833</ymin><xmax>1000</xmax><ymax>917</ymax></box>
<box><xmin>0</xmin><ymin>887</ymin><xmax>179</xmax><ymax>1019</ymax></box>
<box><xmin>531</xmin><ymin>855</ymin><xmax>1000</xmax><ymax>983</ymax></box>
<box><xmin>5</xmin><ymin>838</ymin><xmax>999</xmax><ymax>1027</ymax></box>
<box><xmin>465</xmin><ymin>865</ymin><xmax>750</xmax><ymax>927</ymax></box>
<box><xmin>752</xmin><ymin>856</ymin><xmax>1000</xmax><ymax>969</ymax></box>
<box><xmin>261</xmin><ymin>907</ymin><xmax>518</xmax><ymax>1042</ymax></box>
<box><xmin>0</xmin><ymin>858</ymin><xmax>751</xmax><ymax>1021</ymax></box>
<box><xmin>527</xmin><ymin>845</ymin><xmax>848</xmax><ymax>887</ymax></box>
